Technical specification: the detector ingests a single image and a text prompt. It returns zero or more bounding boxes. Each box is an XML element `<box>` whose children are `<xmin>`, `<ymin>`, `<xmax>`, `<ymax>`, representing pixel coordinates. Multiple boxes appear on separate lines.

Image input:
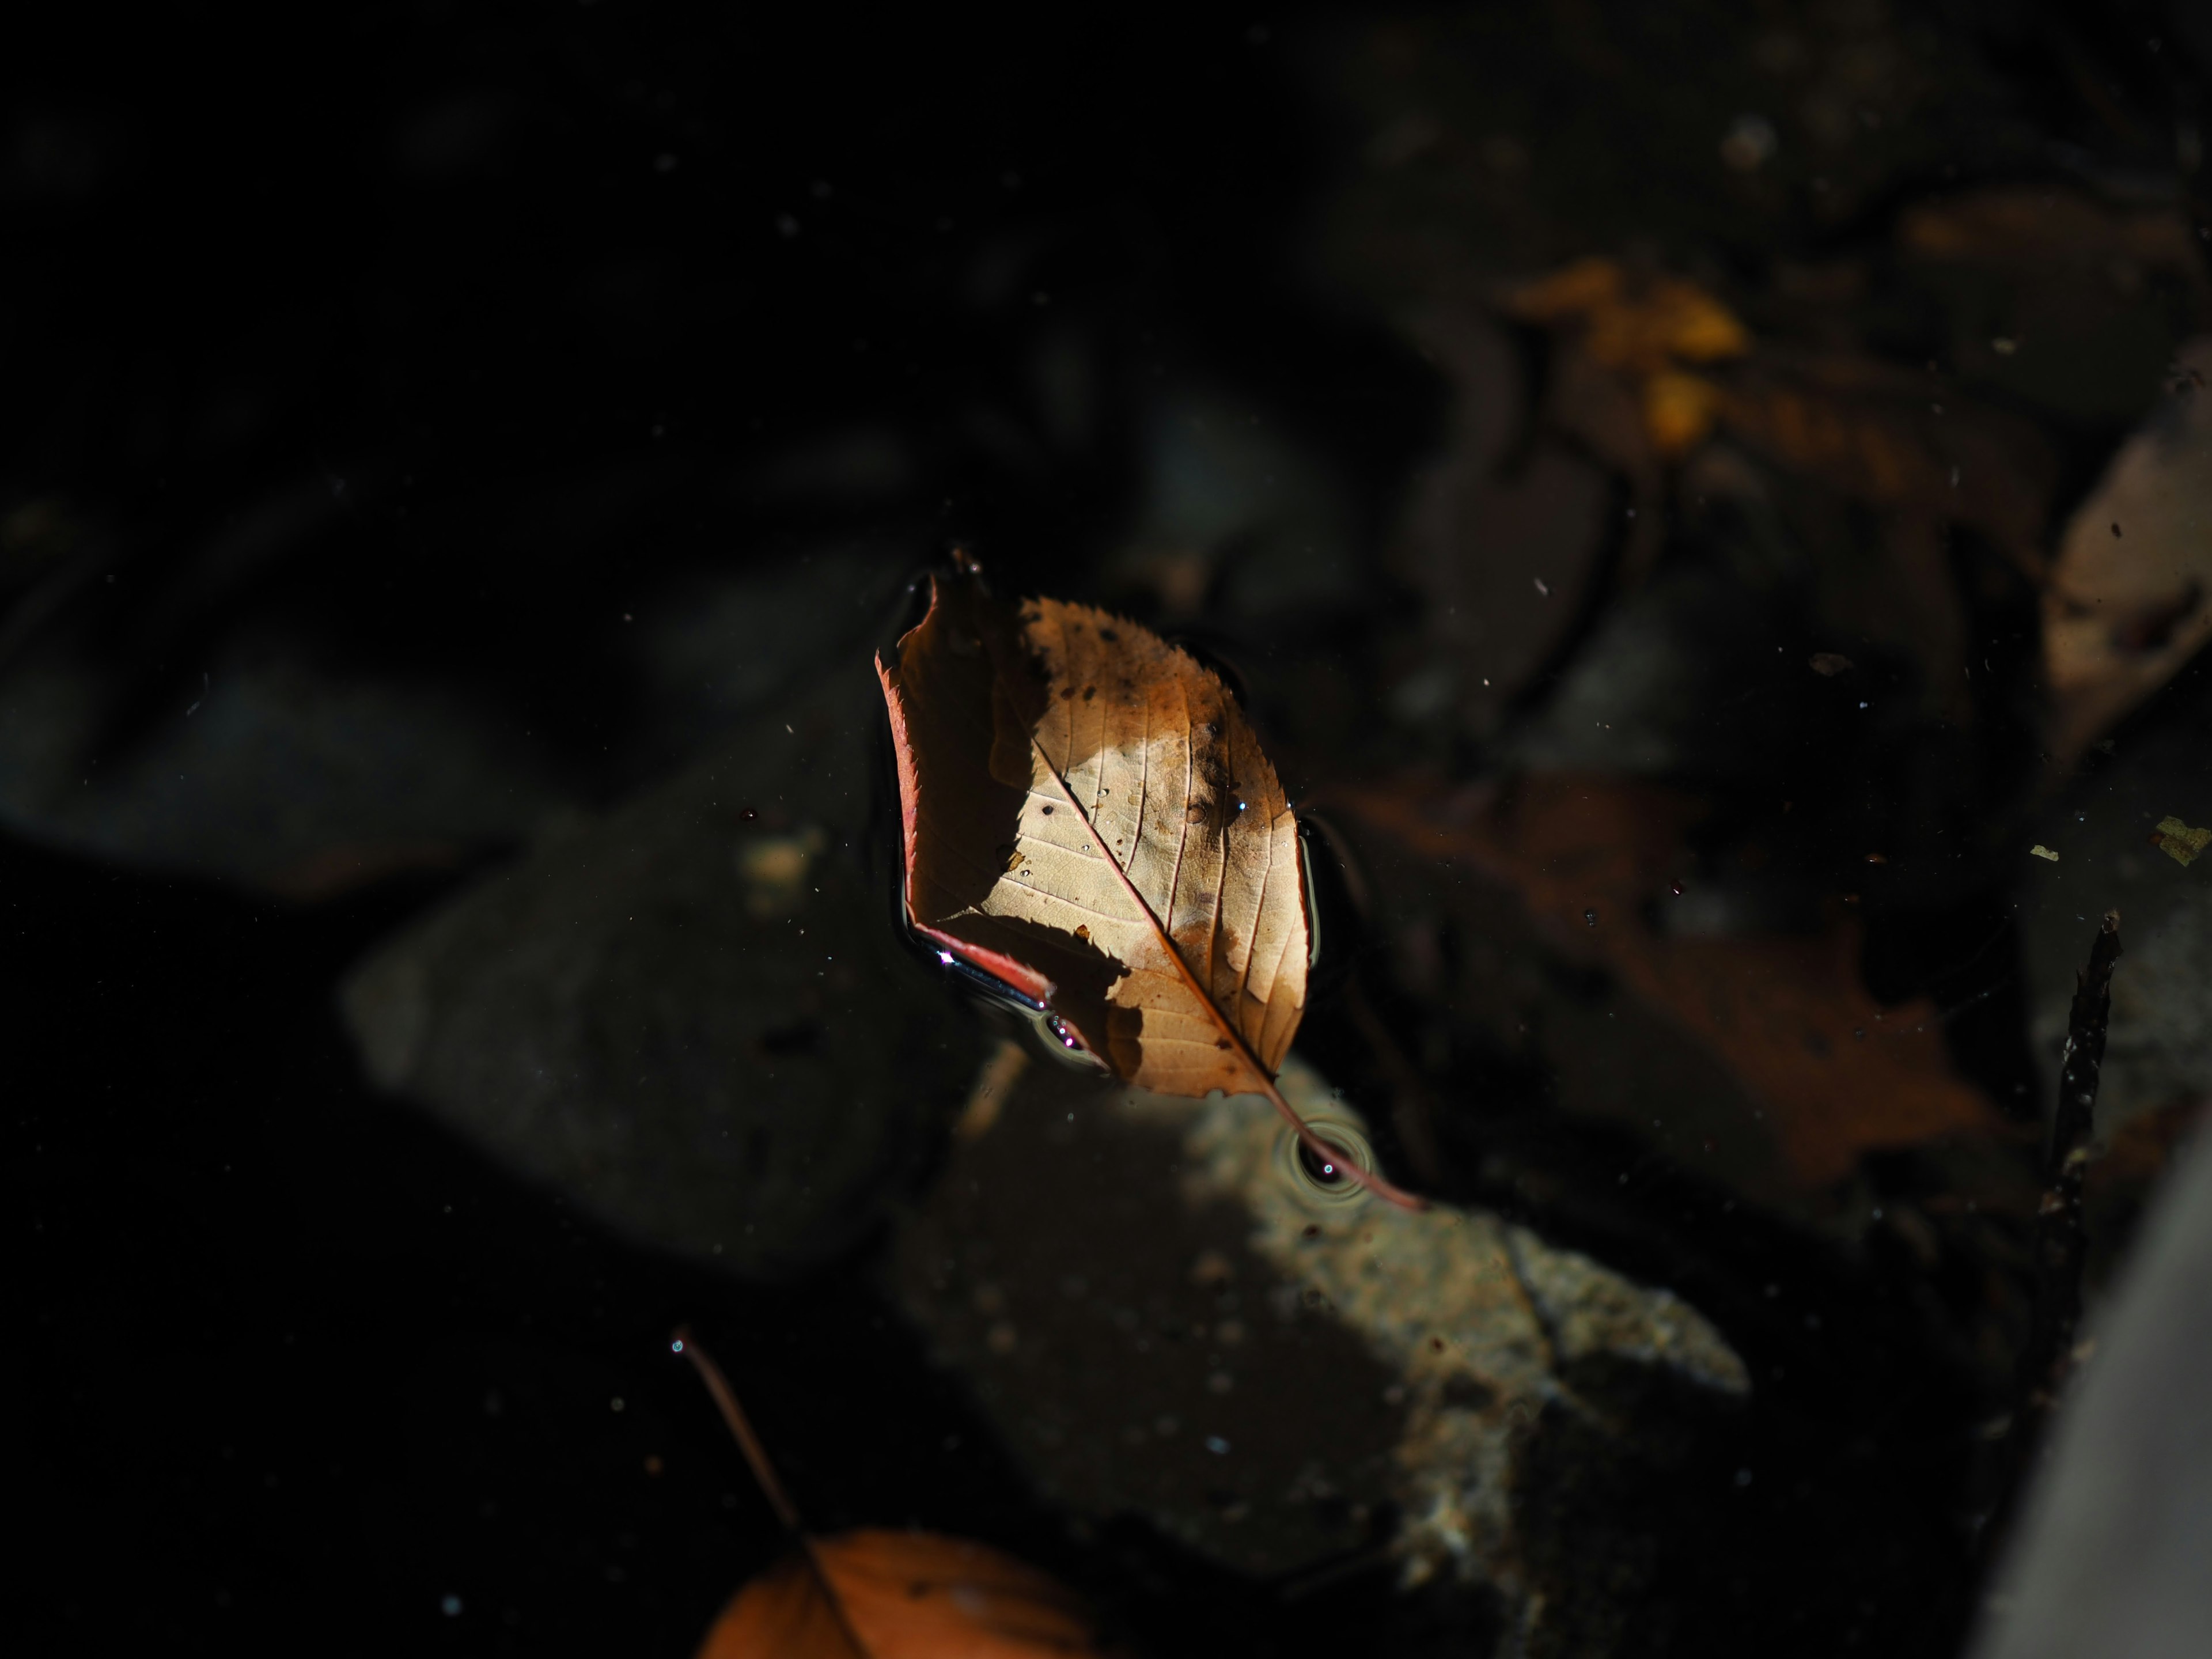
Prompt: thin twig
<box><xmin>2025</xmin><ymin>910</ymin><xmax>2123</xmax><ymax>1403</ymax></box>
<box><xmin>673</xmin><ymin>1326</ymin><xmax>873</xmax><ymax>1657</ymax></box>
<box><xmin>1979</xmin><ymin>910</ymin><xmax>2121</xmax><ymax>1557</ymax></box>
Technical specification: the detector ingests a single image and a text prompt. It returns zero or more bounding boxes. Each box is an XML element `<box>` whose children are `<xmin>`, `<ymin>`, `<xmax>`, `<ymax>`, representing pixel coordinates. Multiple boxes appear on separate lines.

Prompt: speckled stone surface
<box><xmin>340</xmin><ymin>665</ymin><xmax>984</xmax><ymax>1278</ymax></box>
<box><xmin>892</xmin><ymin>1052</ymin><xmax>1748</xmax><ymax>1649</ymax></box>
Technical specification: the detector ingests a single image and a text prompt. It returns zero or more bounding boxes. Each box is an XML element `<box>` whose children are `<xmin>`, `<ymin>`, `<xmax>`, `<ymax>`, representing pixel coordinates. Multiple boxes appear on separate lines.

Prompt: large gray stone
<box><xmin>1971</xmin><ymin>1126</ymin><xmax>2212</xmax><ymax>1659</ymax></box>
<box><xmin>891</xmin><ymin>1052</ymin><xmax>1747</xmax><ymax>1652</ymax></box>
<box><xmin>341</xmin><ymin>665</ymin><xmax>986</xmax><ymax>1278</ymax></box>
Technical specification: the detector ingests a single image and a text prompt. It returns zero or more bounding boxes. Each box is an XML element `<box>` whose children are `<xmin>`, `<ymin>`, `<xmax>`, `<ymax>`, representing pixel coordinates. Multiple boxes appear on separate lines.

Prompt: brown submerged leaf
<box><xmin>878</xmin><ymin>561</ymin><xmax>1419</xmax><ymax>1208</ymax></box>
<box><xmin>1338</xmin><ymin>774</ymin><xmax>2006</xmax><ymax>1207</ymax></box>
<box><xmin>699</xmin><ymin>1530</ymin><xmax>1102</xmax><ymax>1659</ymax></box>
<box><xmin>677</xmin><ymin>1328</ymin><xmax>1108</xmax><ymax>1659</ymax></box>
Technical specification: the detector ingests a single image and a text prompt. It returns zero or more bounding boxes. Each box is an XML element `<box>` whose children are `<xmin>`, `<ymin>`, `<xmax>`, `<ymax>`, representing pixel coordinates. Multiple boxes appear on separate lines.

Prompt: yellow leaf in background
<box><xmin>2150</xmin><ymin>817</ymin><xmax>2211</xmax><ymax>868</ymax></box>
<box><xmin>1642</xmin><ymin>370</ymin><xmax>1726</xmax><ymax>458</ymax></box>
<box><xmin>1501</xmin><ymin>257</ymin><xmax>1750</xmax><ymax>376</ymax></box>
<box><xmin>2030</xmin><ymin>845</ymin><xmax>2060</xmax><ymax>862</ymax></box>
<box><xmin>1499</xmin><ymin>255</ymin><xmax>1623</xmax><ymax>324</ymax></box>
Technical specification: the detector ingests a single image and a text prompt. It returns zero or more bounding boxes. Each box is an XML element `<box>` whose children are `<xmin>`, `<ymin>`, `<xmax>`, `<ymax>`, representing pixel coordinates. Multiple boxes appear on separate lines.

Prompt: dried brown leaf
<box><xmin>878</xmin><ymin>564</ymin><xmax>1421</xmax><ymax>1207</ymax></box>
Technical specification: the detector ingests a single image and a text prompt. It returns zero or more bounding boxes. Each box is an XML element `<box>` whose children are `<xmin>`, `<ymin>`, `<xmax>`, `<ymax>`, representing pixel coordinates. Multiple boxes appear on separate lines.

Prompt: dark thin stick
<box><xmin>673</xmin><ymin>1326</ymin><xmax>873</xmax><ymax>1658</ymax></box>
<box><xmin>1980</xmin><ymin>910</ymin><xmax>2122</xmax><ymax>1557</ymax></box>
<box><xmin>2024</xmin><ymin>910</ymin><xmax>2123</xmax><ymax>1404</ymax></box>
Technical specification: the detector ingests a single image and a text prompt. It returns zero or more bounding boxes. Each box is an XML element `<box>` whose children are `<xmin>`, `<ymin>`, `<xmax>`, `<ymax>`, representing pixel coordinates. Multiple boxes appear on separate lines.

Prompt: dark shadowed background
<box><xmin>10</xmin><ymin>3</ymin><xmax>2212</xmax><ymax>1656</ymax></box>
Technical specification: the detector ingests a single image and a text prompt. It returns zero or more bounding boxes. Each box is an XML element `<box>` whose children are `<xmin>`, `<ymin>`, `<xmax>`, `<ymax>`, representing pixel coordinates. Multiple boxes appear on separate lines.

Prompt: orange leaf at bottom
<box><xmin>699</xmin><ymin>1529</ymin><xmax>1102</xmax><ymax>1659</ymax></box>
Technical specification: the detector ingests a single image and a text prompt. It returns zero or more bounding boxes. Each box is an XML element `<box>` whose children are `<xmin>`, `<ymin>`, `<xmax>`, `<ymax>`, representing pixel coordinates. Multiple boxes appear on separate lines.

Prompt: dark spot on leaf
<box><xmin>1040</xmin><ymin>804</ymin><xmax>1054</xmax><ymax>815</ymax></box>
<box><xmin>1082</xmin><ymin>685</ymin><xmax>1096</xmax><ymax>701</ymax></box>
<box><xmin>1215</xmin><ymin>1037</ymin><xmax>1231</xmax><ymax>1050</ymax></box>
<box><xmin>1098</xmin><ymin>627</ymin><xmax>1119</xmax><ymax>642</ymax></box>
<box><xmin>1301</xmin><ymin>1224</ymin><xmax>1321</xmax><ymax>1240</ymax></box>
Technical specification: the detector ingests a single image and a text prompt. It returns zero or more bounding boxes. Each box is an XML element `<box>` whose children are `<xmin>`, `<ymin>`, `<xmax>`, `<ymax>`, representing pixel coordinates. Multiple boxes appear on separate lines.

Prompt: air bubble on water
<box><xmin>1205</xmin><ymin>1435</ymin><xmax>1231</xmax><ymax>1455</ymax></box>
<box><xmin>669</xmin><ymin>1339</ymin><xmax>684</xmax><ymax>1354</ymax></box>
<box><xmin>1297</xmin><ymin>1139</ymin><xmax>1344</xmax><ymax>1184</ymax></box>
<box><xmin>1584</xmin><ymin>908</ymin><xmax>1598</xmax><ymax>927</ymax></box>
<box><xmin>442</xmin><ymin>1595</ymin><xmax>464</xmax><ymax>1617</ymax></box>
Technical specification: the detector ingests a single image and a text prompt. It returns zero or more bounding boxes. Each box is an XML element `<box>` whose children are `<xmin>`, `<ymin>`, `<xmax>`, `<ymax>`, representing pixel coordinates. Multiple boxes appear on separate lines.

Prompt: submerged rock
<box><xmin>0</xmin><ymin>546</ymin><xmax>913</xmax><ymax>897</ymax></box>
<box><xmin>891</xmin><ymin>1052</ymin><xmax>1747</xmax><ymax>1650</ymax></box>
<box><xmin>0</xmin><ymin>632</ymin><xmax>575</xmax><ymax>895</ymax></box>
<box><xmin>340</xmin><ymin>665</ymin><xmax>984</xmax><ymax>1278</ymax></box>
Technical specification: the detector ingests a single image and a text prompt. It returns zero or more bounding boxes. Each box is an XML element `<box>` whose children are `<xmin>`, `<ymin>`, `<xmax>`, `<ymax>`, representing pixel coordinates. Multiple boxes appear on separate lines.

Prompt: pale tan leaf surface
<box><xmin>1022</xmin><ymin>597</ymin><xmax>1309</xmax><ymax>1083</ymax></box>
<box><xmin>878</xmin><ymin>566</ymin><xmax>1308</xmax><ymax>1094</ymax></box>
<box><xmin>696</xmin><ymin>1529</ymin><xmax>1103</xmax><ymax>1659</ymax></box>
<box><xmin>2043</xmin><ymin>336</ymin><xmax>2212</xmax><ymax>767</ymax></box>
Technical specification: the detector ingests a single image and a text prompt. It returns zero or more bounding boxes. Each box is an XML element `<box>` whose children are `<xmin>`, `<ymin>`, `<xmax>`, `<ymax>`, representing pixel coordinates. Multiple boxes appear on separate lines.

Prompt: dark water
<box><xmin>12</xmin><ymin>6</ymin><xmax>2212</xmax><ymax>1656</ymax></box>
